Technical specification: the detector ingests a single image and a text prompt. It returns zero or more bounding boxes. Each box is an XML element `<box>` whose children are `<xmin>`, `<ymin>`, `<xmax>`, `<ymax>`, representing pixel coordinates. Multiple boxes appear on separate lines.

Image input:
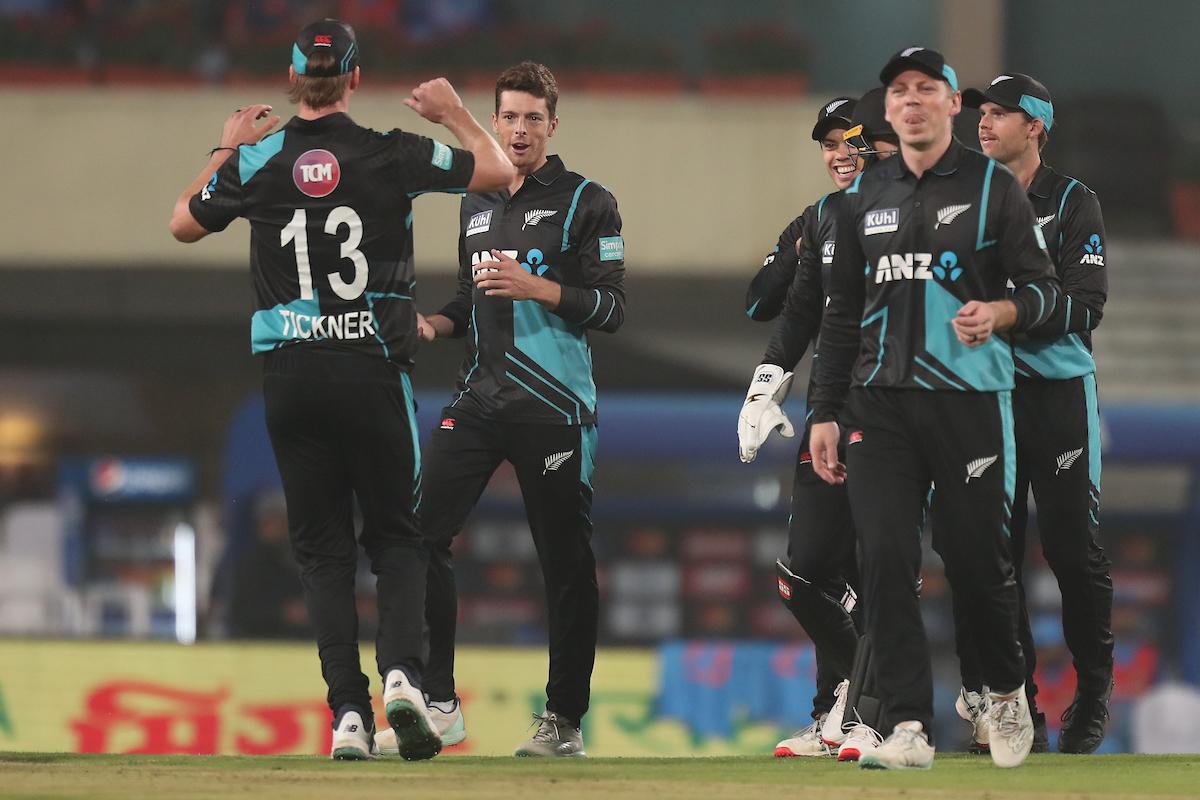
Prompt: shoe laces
<box><xmin>845</xmin><ymin>721</ymin><xmax>884</xmax><ymax>748</ymax></box>
<box><xmin>987</xmin><ymin>696</ymin><xmax>1025</xmax><ymax>741</ymax></box>
<box><xmin>885</xmin><ymin>725</ymin><xmax>927</xmax><ymax>749</ymax></box>
<box><xmin>787</xmin><ymin>718</ymin><xmax>824</xmax><ymax>741</ymax></box>
<box><xmin>529</xmin><ymin>713</ymin><xmax>567</xmax><ymax>743</ymax></box>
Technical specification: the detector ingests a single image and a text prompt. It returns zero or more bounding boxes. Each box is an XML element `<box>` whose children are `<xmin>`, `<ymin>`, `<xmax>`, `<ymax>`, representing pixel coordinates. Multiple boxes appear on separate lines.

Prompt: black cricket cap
<box><xmin>844</xmin><ymin>87</ymin><xmax>896</xmax><ymax>143</ymax></box>
<box><xmin>812</xmin><ymin>97</ymin><xmax>856</xmax><ymax>141</ymax></box>
<box><xmin>963</xmin><ymin>73</ymin><xmax>1054</xmax><ymax>132</ymax></box>
<box><xmin>879</xmin><ymin>46</ymin><xmax>958</xmax><ymax>91</ymax></box>
<box><xmin>292</xmin><ymin>19</ymin><xmax>358</xmax><ymax>77</ymax></box>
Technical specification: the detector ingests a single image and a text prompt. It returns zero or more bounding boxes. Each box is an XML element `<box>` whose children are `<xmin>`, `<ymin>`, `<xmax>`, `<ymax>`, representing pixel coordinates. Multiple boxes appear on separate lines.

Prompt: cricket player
<box><xmin>809</xmin><ymin>47</ymin><xmax>1061</xmax><ymax>770</ymax></box>
<box><xmin>380</xmin><ymin>61</ymin><xmax>624</xmax><ymax>759</ymax></box>
<box><xmin>168</xmin><ymin>18</ymin><xmax>513</xmax><ymax>760</ymax></box>
<box><xmin>739</xmin><ymin>90</ymin><xmax>900</xmax><ymax>761</ymax></box>
<box><xmin>949</xmin><ymin>73</ymin><xmax>1113</xmax><ymax>755</ymax></box>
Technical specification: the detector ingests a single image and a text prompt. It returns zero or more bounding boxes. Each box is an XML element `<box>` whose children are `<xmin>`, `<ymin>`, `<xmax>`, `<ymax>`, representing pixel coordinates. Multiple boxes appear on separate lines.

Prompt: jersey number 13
<box><xmin>280</xmin><ymin>207</ymin><xmax>368</xmax><ymax>301</ymax></box>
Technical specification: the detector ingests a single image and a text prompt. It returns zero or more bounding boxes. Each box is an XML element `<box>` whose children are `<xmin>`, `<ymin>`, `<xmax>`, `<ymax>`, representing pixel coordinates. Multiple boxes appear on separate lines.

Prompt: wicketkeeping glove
<box><xmin>738</xmin><ymin>364</ymin><xmax>795</xmax><ymax>463</ymax></box>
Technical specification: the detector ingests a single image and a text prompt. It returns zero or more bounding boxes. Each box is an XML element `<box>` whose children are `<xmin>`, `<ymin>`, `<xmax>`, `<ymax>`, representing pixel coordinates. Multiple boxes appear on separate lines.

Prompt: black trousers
<box><xmin>784</xmin><ymin>424</ymin><xmax>860</xmax><ymax>718</ymax></box>
<box><xmin>263</xmin><ymin>350</ymin><xmax>427</xmax><ymax>716</ymax></box>
<box><xmin>422</xmin><ymin>408</ymin><xmax>599</xmax><ymax>723</ymax></box>
<box><xmin>949</xmin><ymin>374</ymin><xmax>1113</xmax><ymax>703</ymax></box>
<box><xmin>846</xmin><ymin>387</ymin><xmax>1025</xmax><ymax>735</ymax></box>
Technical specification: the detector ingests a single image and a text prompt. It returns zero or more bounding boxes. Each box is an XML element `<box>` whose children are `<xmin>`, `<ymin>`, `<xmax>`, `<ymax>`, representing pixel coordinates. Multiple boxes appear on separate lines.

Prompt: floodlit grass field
<box><xmin>3</xmin><ymin>753</ymin><xmax>1198</xmax><ymax>799</ymax></box>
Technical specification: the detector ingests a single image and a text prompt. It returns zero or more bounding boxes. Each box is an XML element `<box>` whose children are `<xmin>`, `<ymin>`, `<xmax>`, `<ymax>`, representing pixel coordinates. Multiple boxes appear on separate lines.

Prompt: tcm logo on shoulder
<box><xmin>864</xmin><ymin>208</ymin><xmax>899</xmax><ymax>236</ymax></box>
<box><xmin>466</xmin><ymin>210</ymin><xmax>492</xmax><ymax>237</ymax></box>
<box><xmin>293</xmin><ymin>149</ymin><xmax>341</xmax><ymax>198</ymax></box>
<box><xmin>599</xmin><ymin>236</ymin><xmax>625</xmax><ymax>262</ymax></box>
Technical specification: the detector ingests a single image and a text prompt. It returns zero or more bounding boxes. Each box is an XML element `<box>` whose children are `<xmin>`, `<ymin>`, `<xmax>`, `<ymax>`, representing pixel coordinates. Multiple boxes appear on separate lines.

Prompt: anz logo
<box><xmin>471</xmin><ymin>248</ymin><xmax>552</xmax><ymax>276</ymax></box>
<box><xmin>1079</xmin><ymin>234</ymin><xmax>1105</xmax><ymax>266</ymax></box>
<box><xmin>873</xmin><ymin>251</ymin><xmax>960</xmax><ymax>284</ymax></box>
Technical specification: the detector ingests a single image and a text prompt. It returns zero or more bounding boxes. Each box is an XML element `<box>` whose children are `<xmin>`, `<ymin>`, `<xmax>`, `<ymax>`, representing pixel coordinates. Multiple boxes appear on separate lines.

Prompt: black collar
<box><xmin>892</xmin><ymin>137</ymin><xmax>965</xmax><ymax>180</ymax></box>
<box><xmin>527</xmin><ymin>154</ymin><xmax>566</xmax><ymax>186</ymax></box>
<box><xmin>287</xmin><ymin>112</ymin><xmax>354</xmax><ymax>131</ymax></box>
<box><xmin>1028</xmin><ymin>162</ymin><xmax>1059</xmax><ymax>199</ymax></box>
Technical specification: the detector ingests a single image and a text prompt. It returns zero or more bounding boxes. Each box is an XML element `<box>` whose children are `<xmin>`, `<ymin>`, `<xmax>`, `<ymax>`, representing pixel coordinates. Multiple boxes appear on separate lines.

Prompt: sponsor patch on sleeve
<box><xmin>598</xmin><ymin>236</ymin><xmax>625</xmax><ymax>262</ymax></box>
<box><xmin>431</xmin><ymin>140</ymin><xmax>453</xmax><ymax>171</ymax></box>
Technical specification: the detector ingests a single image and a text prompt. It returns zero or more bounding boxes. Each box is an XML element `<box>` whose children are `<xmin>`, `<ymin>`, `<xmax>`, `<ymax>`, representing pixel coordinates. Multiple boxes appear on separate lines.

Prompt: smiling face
<box><xmin>977</xmin><ymin>101</ymin><xmax>1040</xmax><ymax>164</ymax></box>
<box><xmin>884</xmin><ymin>69</ymin><xmax>960</xmax><ymax>150</ymax></box>
<box><xmin>493</xmin><ymin>90</ymin><xmax>558</xmax><ymax>175</ymax></box>
<box><xmin>820</xmin><ymin>128</ymin><xmax>858</xmax><ymax>189</ymax></box>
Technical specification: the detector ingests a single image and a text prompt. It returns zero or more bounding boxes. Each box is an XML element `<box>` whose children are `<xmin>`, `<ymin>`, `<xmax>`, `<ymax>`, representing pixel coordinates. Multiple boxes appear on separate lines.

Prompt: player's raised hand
<box><xmin>404</xmin><ymin>78</ymin><xmax>465</xmax><ymax>124</ymax></box>
<box><xmin>218</xmin><ymin>105</ymin><xmax>281</xmax><ymax>151</ymax></box>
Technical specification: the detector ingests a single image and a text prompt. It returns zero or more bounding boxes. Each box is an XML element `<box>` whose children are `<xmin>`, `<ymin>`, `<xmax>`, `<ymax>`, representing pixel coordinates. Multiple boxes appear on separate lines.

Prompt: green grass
<box><xmin>2</xmin><ymin>753</ymin><xmax>1198</xmax><ymax>799</ymax></box>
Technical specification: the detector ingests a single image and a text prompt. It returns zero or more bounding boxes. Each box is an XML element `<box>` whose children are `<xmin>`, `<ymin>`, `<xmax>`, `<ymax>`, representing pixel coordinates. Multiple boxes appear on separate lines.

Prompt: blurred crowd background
<box><xmin>1</xmin><ymin>0</ymin><xmax>1199</xmax><ymax>754</ymax></box>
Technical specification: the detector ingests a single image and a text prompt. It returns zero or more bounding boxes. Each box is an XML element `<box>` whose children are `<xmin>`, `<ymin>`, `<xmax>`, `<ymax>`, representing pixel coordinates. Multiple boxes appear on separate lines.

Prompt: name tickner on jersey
<box><xmin>277</xmin><ymin>308</ymin><xmax>377</xmax><ymax>340</ymax></box>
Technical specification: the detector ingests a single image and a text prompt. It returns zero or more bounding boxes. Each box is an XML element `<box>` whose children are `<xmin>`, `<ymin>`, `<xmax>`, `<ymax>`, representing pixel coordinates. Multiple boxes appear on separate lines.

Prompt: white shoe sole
<box><xmin>859</xmin><ymin>754</ymin><xmax>932</xmax><ymax>770</ymax></box>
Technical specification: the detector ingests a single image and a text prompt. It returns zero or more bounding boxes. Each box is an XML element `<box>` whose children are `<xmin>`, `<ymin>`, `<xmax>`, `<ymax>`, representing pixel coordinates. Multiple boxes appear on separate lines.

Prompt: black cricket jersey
<box><xmin>189</xmin><ymin>112</ymin><xmax>475</xmax><ymax>371</ymax></box>
<box><xmin>1013</xmin><ymin>163</ymin><xmax>1108</xmax><ymax>381</ymax></box>
<box><xmin>811</xmin><ymin>139</ymin><xmax>1060</xmax><ymax>422</ymax></box>
<box><xmin>762</xmin><ymin>191</ymin><xmax>842</xmax><ymax>372</ymax></box>
<box><xmin>746</xmin><ymin>210</ymin><xmax>808</xmax><ymax>321</ymax></box>
<box><xmin>437</xmin><ymin>155</ymin><xmax>625</xmax><ymax>426</ymax></box>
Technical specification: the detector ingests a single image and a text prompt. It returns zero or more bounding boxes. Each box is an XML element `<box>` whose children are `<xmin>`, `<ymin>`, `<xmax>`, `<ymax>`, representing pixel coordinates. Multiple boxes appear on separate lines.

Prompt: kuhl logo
<box><xmin>864</xmin><ymin>208</ymin><xmax>899</xmax><ymax>236</ymax></box>
<box><xmin>965</xmin><ymin>455</ymin><xmax>998</xmax><ymax>483</ymax></box>
<box><xmin>466</xmin><ymin>210</ymin><xmax>492</xmax><ymax>237</ymax></box>
<box><xmin>821</xmin><ymin>240</ymin><xmax>835</xmax><ymax>264</ymax></box>
<box><xmin>1080</xmin><ymin>234</ymin><xmax>1105</xmax><ymax>266</ymax></box>
<box><xmin>543</xmin><ymin>450</ymin><xmax>575</xmax><ymax>475</ymax></box>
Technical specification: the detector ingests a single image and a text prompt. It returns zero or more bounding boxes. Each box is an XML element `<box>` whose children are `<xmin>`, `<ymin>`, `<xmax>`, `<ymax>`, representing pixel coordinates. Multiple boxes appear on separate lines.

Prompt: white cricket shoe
<box><xmin>955</xmin><ymin>686</ymin><xmax>989</xmax><ymax>752</ymax></box>
<box><xmin>837</xmin><ymin>721</ymin><xmax>883</xmax><ymax>762</ymax></box>
<box><xmin>985</xmin><ymin>685</ymin><xmax>1034</xmax><ymax>768</ymax></box>
<box><xmin>330</xmin><ymin>709</ymin><xmax>378</xmax><ymax>760</ymax></box>
<box><xmin>382</xmin><ymin>669</ymin><xmax>442</xmax><ymax>761</ymax></box>
<box><xmin>820</xmin><ymin>680</ymin><xmax>851</xmax><ymax>746</ymax></box>
<box><xmin>376</xmin><ymin>697</ymin><xmax>466</xmax><ymax>754</ymax></box>
<box><xmin>774</xmin><ymin>718</ymin><xmax>833</xmax><ymax>757</ymax></box>
<box><xmin>858</xmin><ymin>721</ymin><xmax>934</xmax><ymax>770</ymax></box>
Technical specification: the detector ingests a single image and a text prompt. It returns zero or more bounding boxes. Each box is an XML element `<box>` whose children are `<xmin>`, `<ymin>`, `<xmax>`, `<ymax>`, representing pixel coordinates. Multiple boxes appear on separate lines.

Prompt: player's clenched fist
<box><xmin>404</xmin><ymin>78</ymin><xmax>465</xmax><ymax>124</ymax></box>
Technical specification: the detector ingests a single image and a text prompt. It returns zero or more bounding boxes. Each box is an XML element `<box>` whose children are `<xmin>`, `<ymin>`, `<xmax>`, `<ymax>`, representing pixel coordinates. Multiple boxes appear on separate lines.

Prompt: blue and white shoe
<box><xmin>383</xmin><ymin>669</ymin><xmax>442</xmax><ymax>761</ymax></box>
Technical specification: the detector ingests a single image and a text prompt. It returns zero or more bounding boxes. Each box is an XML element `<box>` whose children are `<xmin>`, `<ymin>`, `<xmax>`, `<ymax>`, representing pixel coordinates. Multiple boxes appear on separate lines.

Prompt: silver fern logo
<box><xmin>1037</xmin><ymin>214</ymin><xmax>1056</xmax><ymax>228</ymax></box>
<box><xmin>965</xmin><ymin>455</ymin><xmax>998</xmax><ymax>483</ymax></box>
<box><xmin>936</xmin><ymin>203</ymin><xmax>972</xmax><ymax>229</ymax></box>
<box><xmin>825</xmin><ymin>98</ymin><xmax>850</xmax><ymax>115</ymax></box>
<box><xmin>523</xmin><ymin>209</ymin><xmax>558</xmax><ymax>230</ymax></box>
<box><xmin>1056</xmin><ymin>447</ymin><xmax>1084</xmax><ymax>475</ymax></box>
<box><xmin>543</xmin><ymin>449</ymin><xmax>575</xmax><ymax>475</ymax></box>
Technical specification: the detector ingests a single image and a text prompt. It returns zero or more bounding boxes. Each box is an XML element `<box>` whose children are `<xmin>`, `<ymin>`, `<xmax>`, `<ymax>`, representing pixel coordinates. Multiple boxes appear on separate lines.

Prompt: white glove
<box><xmin>738</xmin><ymin>364</ymin><xmax>795</xmax><ymax>463</ymax></box>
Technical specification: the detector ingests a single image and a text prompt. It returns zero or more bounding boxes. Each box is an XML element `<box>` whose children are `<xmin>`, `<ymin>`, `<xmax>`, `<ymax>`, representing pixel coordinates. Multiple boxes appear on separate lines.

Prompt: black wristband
<box><xmin>208</xmin><ymin>146</ymin><xmax>238</xmax><ymax>157</ymax></box>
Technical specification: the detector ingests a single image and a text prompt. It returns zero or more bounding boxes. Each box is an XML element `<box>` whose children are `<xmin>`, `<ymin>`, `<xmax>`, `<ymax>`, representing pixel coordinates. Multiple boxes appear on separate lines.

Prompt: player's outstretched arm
<box><xmin>405</xmin><ymin>78</ymin><xmax>514</xmax><ymax>192</ymax></box>
<box><xmin>169</xmin><ymin>105</ymin><xmax>280</xmax><ymax>242</ymax></box>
